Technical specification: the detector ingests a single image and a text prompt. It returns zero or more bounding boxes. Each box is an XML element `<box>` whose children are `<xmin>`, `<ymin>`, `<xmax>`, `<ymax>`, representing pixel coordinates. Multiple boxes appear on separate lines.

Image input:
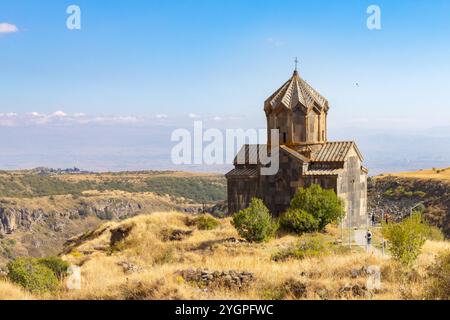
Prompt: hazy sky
<box><xmin>1</xmin><ymin>0</ymin><xmax>450</xmax><ymax>129</ymax></box>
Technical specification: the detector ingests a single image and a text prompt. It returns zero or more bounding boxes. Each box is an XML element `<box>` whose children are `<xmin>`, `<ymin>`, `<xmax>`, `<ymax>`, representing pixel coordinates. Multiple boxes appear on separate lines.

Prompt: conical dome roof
<box><xmin>264</xmin><ymin>71</ymin><xmax>329</xmax><ymax>113</ymax></box>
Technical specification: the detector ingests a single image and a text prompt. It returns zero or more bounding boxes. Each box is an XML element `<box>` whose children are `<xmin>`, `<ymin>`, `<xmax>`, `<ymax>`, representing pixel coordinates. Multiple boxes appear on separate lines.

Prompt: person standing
<box><xmin>366</xmin><ymin>229</ymin><xmax>373</xmax><ymax>253</ymax></box>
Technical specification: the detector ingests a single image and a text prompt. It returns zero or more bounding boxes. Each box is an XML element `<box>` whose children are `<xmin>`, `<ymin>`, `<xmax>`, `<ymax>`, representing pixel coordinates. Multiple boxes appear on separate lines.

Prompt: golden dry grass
<box><xmin>0</xmin><ymin>280</ymin><xmax>34</xmax><ymax>300</ymax></box>
<box><xmin>379</xmin><ymin>167</ymin><xmax>450</xmax><ymax>181</ymax></box>
<box><xmin>56</xmin><ymin>171</ymin><xmax>221</xmax><ymax>183</ymax></box>
<box><xmin>2</xmin><ymin>212</ymin><xmax>449</xmax><ymax>300</ymax></box>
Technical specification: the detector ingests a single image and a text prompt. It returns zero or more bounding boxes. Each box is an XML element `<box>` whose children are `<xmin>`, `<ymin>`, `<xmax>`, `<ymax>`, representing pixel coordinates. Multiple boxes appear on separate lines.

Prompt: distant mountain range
<box><xmin>0</xmin><ymin>124</ymin><xmax>448</xmax><ymax>175</ymax></box>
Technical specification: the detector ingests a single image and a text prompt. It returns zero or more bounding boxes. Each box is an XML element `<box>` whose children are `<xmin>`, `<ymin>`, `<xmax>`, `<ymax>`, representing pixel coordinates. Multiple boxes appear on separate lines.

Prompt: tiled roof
<box><xmin>225</xmin><ymin>168</ymin><xmax>259</xmax><ymax>177</ymax></box>
<box><xmin>304</xmin><ymin>168</ymin><xmax>343</xmax><ymax>176</ymax></box>
<box><xmin>233</xmin><ymin>144</ymin><xmax>268</xmax><ymax>165</ymax></box>
<box><xmin>280</xmin><ymin>145</ymin><xmax>309</xmax><ymax>162</ymax></box>
<box><xmin>312</xmin><ymin>141</ymin><xmax>363</xmax><ymax>162</ymax></box>
<box><xmin>265</xmin><ymin>71</ymin><xmax>329</xmax><ymax>112</ymax></box>
<box><xmin>234</xmin><ymin>142</ymin><xmax>362</xmax><ymax>165</ymax></box>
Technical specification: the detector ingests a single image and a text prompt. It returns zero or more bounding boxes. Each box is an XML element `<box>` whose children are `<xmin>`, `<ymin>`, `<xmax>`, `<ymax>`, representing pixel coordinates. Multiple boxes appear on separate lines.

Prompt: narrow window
<box><xmin>283</xmin><ymin>132</ymin><xmax>287</xmax><ymax>144</ymax></box>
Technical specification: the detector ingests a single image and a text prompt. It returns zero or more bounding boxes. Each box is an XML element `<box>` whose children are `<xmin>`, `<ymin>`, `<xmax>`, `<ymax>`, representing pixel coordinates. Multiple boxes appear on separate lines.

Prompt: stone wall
<box><xmin>337</xmin><ymin>149</ymin><xmax>368</xmax><ymax>228</ymax></box>
<box><xmin>227</xmin><ymin>174</ymin><xmax>260</xmax><ymax>215</ymax></box>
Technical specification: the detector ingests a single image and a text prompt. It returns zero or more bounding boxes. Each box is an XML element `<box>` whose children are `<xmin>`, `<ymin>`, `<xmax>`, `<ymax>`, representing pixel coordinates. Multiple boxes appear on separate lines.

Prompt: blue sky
<box><xmin>0</xmin><ymin>1</ymin><xmax>450</xmax><ymax>172</ymax></box>
<box><xmin>1</xmin><ymin>0</ymin><xmax>450</xmax><ymax>128</ymax></box>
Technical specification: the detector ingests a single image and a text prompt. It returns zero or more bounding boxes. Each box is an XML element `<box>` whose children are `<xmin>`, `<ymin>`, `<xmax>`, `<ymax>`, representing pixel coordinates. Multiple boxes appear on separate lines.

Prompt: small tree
<box><xmin>232</xmin><ymin>198</ymin><xmax>277</xmax><ymax>242</ymax></box>
<box><xmin>7</xmin><ymin>257</ymin><xmax>59</xmax><ymax>293</ymax></box>
<box><xmin>194</xmin><ymin>215</ymin><xmax>220</xmax><ymax>230</ymax></box>
<box><xmin>284</xmin><ymin>184</ymin><xmax>344</xmax><ymax>233</ymax></box>
<box><xmin>424</xmin><ymin>250</ymin><xmax>450</xmax><ymax>300</ymax></box>
<box><xmin>382</xmin><ymin>213</ymin><xmax>430</xmax><ymax>266</ymax></box>
<box><xmin>279</xmin><ymin>208</ymin><xmax>318</xmax><ymax>235</ymax></box>
<box><xmin>37</xmin><ymin>257</ymin><xmax>70</xmax><ymax>281</ymax></box>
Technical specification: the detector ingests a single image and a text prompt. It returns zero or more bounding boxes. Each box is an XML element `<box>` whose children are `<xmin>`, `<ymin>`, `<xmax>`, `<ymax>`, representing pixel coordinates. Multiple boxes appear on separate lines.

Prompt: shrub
<box><xmin>426</xmin><ymin>226</ymin><xmax>445</xmax><ymax>241</ymax></box>
<box><xmin>382</xmin><ymin>213</ymin><xmax>430</xmax><ymax>266</ymax></box>
<box><xmin>280</xmin><ymin>209</ymin><xmax>318</xmax><ymax>235</ymax></box>
<box><xmin>232</xmin><ymin>198</ymin><xmax>277</xmax><ymax>242</ymax></box>
<box><xmin>272</xmin><ymin>236</ymin><xmax>327</xmax><ymax>261</ymax></box>
<box><xmin>7</xmin><ymin>257</ymin><xmax>59</xmax><ymax>293</ymax></box>
<box><xmin>194</xmin><ymin>215</ymin><xmax>220</xmax><ymax>230</ymax></box>
<box><xmin>424</xmin><ymin>251</ymin><xmax>450</xmax><ymax>300</ymax></box>
<box><xmin>153</xmin><ymin>248</ymin><xmax>174</xmax><ymax>266</ymax></box>
<box><xmin>37</xmin><ymin>257</ymin><xmax>70</xmax><ymax>280</ymax></box>
<box><xmin>413</xmin><ymin>191</ymin><xmax>427</xmax><ymax>198</ymax></box>
<box><xmin>286</xmin><ymin>184</ymin><xmax>344</xmax><ymax>232</ymax></box>
<box><xmin>262</xmin><ymin>279</ymin><xmax>307</xmax><ymax>300</ymax></box>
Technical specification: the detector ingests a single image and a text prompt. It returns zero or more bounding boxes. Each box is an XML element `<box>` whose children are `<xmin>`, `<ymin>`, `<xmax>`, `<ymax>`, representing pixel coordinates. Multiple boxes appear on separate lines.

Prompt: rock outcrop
<box><xmin>176</xmin><ymin>269</ymin><xmax>254</xmax><ymax>290</ymax></box>
<box><xmin>368</xmin><ymin>176</ymin><xmax>450</xmax><ymax>237</ymax></box>
<box><xmin>0</xmin><ymin>198</ymin><xmax>172</xmax><ymax>236</ymax></box>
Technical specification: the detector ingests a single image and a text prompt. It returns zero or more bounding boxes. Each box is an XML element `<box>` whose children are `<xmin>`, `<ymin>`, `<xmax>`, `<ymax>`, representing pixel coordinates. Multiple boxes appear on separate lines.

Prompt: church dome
<box><xmin>264</xmin><ymin>70</ymin><xmax>329</xmax><ymax>113</ymax></box>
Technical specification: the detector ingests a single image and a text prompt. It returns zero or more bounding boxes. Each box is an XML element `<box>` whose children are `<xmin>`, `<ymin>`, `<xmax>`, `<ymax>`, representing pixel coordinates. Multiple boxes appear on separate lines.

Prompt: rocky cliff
<box><xmin>1</xmin><ymin>200</ymin><xmax>148</xmax><ymax>235</ymax></box>
<box><xmin>368</xmin><ymin>176</ymin><xmax>450</xmax><ymax>237</ymax></box>
<box><xmin>0</xmin><ymin>192</ymin><xmax>198</xmax><ymax>263</ymax></box>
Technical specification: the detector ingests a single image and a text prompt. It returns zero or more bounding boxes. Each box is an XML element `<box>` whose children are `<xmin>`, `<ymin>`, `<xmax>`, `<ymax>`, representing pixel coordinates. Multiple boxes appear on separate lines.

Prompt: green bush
<box><xmin>232</xmin><ymin>198</ymin><xmax>278</xmax><ymax>242</ymax></box>
<box><xmin>382</xmin><ymin>213</ymin><xmax>431</xmax><ymax>266</ymax></box>
<box><xmin>383</xmin><ymin>187</ymin><xmax>425</xmax><ymax>200</ymax></box>
<box><xmin>195</xmin><ymin>215</ymin><xmax>220</xmax><ymax>230</ymax></box>
<box><xmin>424</xmin><ymin>251</ymin><xmax>450</xmax><ymax>300</ymax></box>
<box><xmin>280</xmin><ymin>209</ymin><xmax>318</xmax><ymax>235</ymax></box>
<box><xmin>7</xmin><ymin>257</ymin><xmax>59</xmax><ymax>293</ymax></box>
<box><xmin>284</xmin><ymin>184</ymin><xmax>344</xmax><ymax>233</ymax></box>
<box><xmin>426</xmin><ymin>226</ymin><xmax>445</xmax><ymax>241</ymax></box>
<box><xmin>37</xmin><ymin>257</ymin><xmax>70</xmax><ymax>280</ymax></box>
<box><xmin>272</xmin><ymin>236</ymin><xmax>327</xmax><ymax>261</ymax></box>
<box><xmin>413</xmin><ymin>191</ymin><xmax>427</xmax><ymax>198</ymax></box>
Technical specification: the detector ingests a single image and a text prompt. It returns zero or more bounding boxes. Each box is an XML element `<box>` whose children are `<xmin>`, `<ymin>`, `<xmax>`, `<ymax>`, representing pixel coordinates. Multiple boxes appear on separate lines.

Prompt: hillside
<box><xmin>0</xmin><ymin>170</ymin><xmax>227</xmax><ymax>264</ymax></box>
<box><xmin>368</xmin><ymin>168</ymin><xmax>450</xmax><ymax>238</ymax></box>
<box><xmin>0</xmin><ymin>211</ymin><xmax>448</xmax><ymax>300</ymax></box>
<box><xmin>0</xmin><ymin>170</ymin><xmax>227</xmax><ymax>203</ymax></box>
<box><xmin>377</xmin><ymin>167</ymin><xmax>450</xmax><ymax>181</ymax></box>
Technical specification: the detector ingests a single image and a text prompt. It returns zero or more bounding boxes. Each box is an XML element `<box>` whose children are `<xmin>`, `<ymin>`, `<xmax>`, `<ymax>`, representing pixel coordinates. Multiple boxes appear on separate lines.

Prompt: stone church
<box><xmin>226</xmin><ymin>69</ymin><xmax>368</xmax><ymax>227</ymax></box>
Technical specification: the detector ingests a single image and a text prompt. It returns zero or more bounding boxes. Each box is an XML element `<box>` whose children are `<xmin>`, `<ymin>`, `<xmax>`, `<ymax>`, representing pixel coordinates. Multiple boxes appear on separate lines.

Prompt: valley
<box><xmin>0</xmin><ymin>170</ymin><xmax>226</xmax><ymax>264</ymax></box>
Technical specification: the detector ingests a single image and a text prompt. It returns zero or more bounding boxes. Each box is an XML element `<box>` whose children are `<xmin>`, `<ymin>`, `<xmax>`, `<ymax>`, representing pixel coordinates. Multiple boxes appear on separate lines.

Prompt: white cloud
<box><xmin>0</xmin><ymin>23</ymin><xmax>19</xmax><ymax>34</ymax></box>
<box><xmin>188</xmin><ymin>113</ymin><xmax>200</xmax><ymax>119</ymax></box>
<box><xmin>28</xmin><ymin>112</ymin><xmax>44</xmax><ymax>117</ymax></box>
<box><xmin>0</xmin><ymin>112</ymin><xmax>253</xmax><ymax>128</ymax></box>
<box><xmin>52</xmin><ymin>110</ymin><xmax>68</xmax><ymax>117</ymax></box>
<box><xmin>76</xmin><ymin>115</ymin><xmax>143</xmax><ymax>125</ymax></box>
<box><xmin>0</xmin><ymin>112</ymin><xmax>147</xmax><ymax>127</ymax></box>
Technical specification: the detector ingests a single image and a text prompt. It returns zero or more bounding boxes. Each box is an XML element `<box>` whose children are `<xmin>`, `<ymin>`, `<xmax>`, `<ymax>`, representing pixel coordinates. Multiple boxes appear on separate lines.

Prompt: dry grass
<box><xmin>2</xmin><ymin>212</ymin><xmax>449</xmax><ymax>300</ymax></box>
<box><xmin>56</xmin><ymin>171</ymin><xmax>221</xmax><ymax>183</ymax></box>
<box><xmin>0</xmin><ymin>280</ymin><xmax>34</xmax><ymax>300</ymax></box>
<box><xmin>380</xmin><ymin>167</ymin><xmax>450</xmax><ymax>181</ymax></box>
